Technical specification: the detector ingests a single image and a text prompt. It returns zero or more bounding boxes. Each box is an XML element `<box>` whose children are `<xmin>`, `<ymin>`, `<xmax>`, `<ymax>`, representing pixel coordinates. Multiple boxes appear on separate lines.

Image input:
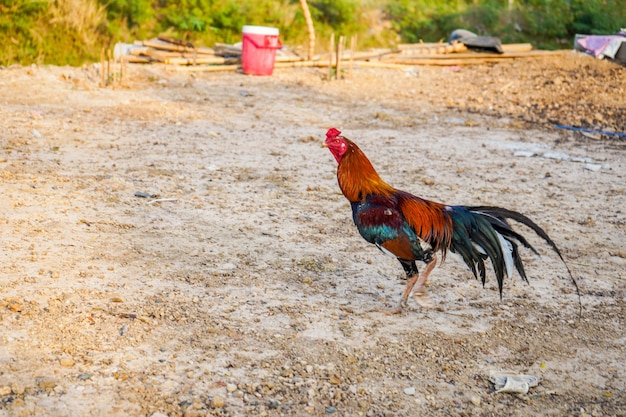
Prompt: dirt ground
<box><xmin>0</xmin><ymin>51</ymin><xmax>624</xmax><ymax>417</ymax></box>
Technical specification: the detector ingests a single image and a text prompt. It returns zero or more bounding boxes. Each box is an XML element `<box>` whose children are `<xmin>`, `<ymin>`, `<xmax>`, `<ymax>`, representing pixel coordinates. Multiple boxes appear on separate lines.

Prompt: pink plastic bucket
<box><xmin>241</xmin><ymin>25</ymin><xmax>282</xmax><ymax>76</ymax></box>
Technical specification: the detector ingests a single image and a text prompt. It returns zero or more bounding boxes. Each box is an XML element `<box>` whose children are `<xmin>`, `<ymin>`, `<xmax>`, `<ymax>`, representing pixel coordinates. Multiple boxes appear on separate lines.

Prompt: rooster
<box><xmin>324</xmin><ymin>128</ymin><xmax>579</xmax><ymax>314</ymax></box>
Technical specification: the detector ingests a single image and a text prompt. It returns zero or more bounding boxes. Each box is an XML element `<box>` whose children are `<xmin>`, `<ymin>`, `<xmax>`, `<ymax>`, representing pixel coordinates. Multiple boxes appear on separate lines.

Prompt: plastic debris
<box><xmin>134</xmin><ymin>191</ymin><xmax>158</xmax><ymax>198</ymax></box>
<box><xmin>583</xmin><ymin>163</ymin><xmax>602</xmax><ymax>172</ymax></box>
<box><xmin>489</xmin><ymin>371</ymin><xmax>539</xmax><ymax>394</ymax></box>
<box><xmin>542</xmin><ymin>151</ymin><xmax>570</xmax><ymax>160</ymax></box>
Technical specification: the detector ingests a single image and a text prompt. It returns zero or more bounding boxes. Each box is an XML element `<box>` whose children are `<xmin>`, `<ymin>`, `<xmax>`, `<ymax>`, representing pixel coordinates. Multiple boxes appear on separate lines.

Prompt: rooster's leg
<box><xmin>377</xmin><ymin>256</ymin><xmax>439</xmax><ymax>315</ymax></box>
<box><xmin>373</xmin><ymin>260</ymin><xmax>416</xmax><ymax>315</ymax></box>
<box><xmin>411</xmin><ymin>255</ymin><xmax>438</xmax><ymax>308</ymax></box>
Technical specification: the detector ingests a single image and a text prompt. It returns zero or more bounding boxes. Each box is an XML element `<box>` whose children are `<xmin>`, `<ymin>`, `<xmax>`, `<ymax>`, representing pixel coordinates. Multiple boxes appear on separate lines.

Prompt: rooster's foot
<box><xmin>413</xmin><ymin>288</ymin><xmax>435</xmax><ymax>309</ymax></box>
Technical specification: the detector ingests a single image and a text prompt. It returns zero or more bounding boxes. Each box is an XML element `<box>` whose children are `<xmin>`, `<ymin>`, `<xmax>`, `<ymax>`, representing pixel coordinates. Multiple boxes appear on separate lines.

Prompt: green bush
<box><xmin>384</xmin><ymin>0</ymin><xmax>625</xmax><ymax>49</ymax></box>
<box><xmin>0</xmin><ymin>0</ymin><xmax>107</xmax><ymax>66</ymax></box>
<box><xmin>570</xmin><ymin>0</ymin><xmax>625</xmax><ymax>35</ymax></box>
<box><xmin>0</xmin><ymin>0</ymin><xmax>624</xmax><ymax>66</ymax></box>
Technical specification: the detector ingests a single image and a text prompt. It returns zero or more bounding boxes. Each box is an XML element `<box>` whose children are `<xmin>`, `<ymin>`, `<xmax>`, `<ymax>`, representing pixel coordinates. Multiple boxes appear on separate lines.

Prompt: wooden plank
<box><xmin>275</xmin><ymin>55</ymin><xmax>306</xmax><ymax>63</ymax></box>
<box><xmin>399</xmin><ymin>42</ymin><xmax>532</xmax><ymax>54</ymax></box>
<box><xmin>384</xmin><ymin>50</ymin><xmax>566</xmax><ymax>62</ymax></box>
<box><xmin>400</xmin><ymin>42</ymin><xmax>467</xmax><ymax>55</ymax></box>
<box><xmin>164</xmin><ymin>56</ymin><xmax>238</xmax><ymax>65</ymax></box>
<box><xmin>501</xmin><ymin>43</ymin><xmax>533</xmax><ymax>52</ymax></box>
<box><xmin>125</xmin><ymin>56</ymin><xmax>152</xmax><ymax>64</ymax></box>
<box><xmin>214</xmin><ymin>43</ymin><xmax>242</xmax><ymax>57</ymax></box>
<box><xmin>157</xmin><ymin>35</ymin><xmax>194</xmax><ymax>49</ymax></box>
<box><xmin>167</xmin><ymin>64</ymin><xmax>240</xmax><ymax>72</ymax></box>
<box><xmin>141</xmin><ymin>39</ymin><xmax>214</xmax><ymax>55</ymax></box>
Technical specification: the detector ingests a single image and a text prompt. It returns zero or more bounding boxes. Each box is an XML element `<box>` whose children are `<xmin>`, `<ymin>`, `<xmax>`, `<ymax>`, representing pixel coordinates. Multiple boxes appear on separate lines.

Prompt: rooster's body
<box><xmin>324</xmin><ymin>128</ymin><xmax>574</xmax><ymax>313</ymax></box>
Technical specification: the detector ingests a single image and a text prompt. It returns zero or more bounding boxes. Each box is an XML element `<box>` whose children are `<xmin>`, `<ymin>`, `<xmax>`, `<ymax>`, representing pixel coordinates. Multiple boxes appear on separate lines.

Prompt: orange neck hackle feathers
<box><xmin>325</xmin><ymin>128</ymin><xmax>394</xmax><ymax>203</ymax></box>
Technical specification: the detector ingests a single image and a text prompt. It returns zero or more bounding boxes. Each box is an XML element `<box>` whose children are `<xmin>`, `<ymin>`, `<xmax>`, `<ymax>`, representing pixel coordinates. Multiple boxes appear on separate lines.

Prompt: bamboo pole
<box><xmin>100</xmin><ymin>48</ymin><xmax>105</xmax><ymax>87</ymax></box>
<box><xmin>107</xmin><ymin>49</ymin><xmax>112</xmax><ymax>86</ymax></box>
<box><xmin>336</xmin><ymin>35</ymin><xmax>345</xmax><ymax>80</ymax></box>
<box><xmin>167</xmin><ymin>64</ymin><xmax>241</xmax><ymax>72</ymax></box>
<box><xmin>384</xmin><ymin>49</ymin><xmax>565</xmax><ymax>63</ymax></box>
<box><xmin>299</xmin><ymin>0</ymin><xmax>316</xmax><ymax>60</ymax></box>
<box><xmin>119</xmin><ymin>56</ymin><xmax>124</xmax><ymax>86</ymax></box>
<box><xmin>349</xmin><ymin>35</ymin><xmax>356</xmax><ymax>78</ymax></box>
<box><xmin>167</xmin><ymin>61</ymin><xmax>327</xmax><ymax>73</ymax></box>
<box><xmin>328</xmin><ymin>33</ymin><xmax>335</xmax><ymax>80</ymax></box>
<box><xmin>501</xmin><ymin>43</ymin><xmax>533</xmax><ymax>52</ymax></box>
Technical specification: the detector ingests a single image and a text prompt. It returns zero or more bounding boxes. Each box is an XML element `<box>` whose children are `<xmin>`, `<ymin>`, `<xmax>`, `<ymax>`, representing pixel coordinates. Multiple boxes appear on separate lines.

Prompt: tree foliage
<box><xmin>0</xmin><ymin>0</ymin><xmax>624</xmax><ymax>66</ymax></box>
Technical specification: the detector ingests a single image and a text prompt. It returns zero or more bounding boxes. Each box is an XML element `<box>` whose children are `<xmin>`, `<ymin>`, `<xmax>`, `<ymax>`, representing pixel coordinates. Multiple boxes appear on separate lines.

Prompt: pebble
<box><xmin>226</xmin><ymin>383</ymin><xmax>237</xmax><ymax>392</ymax></box>
<box><xmin>470</xmin><ymin>395</ymin><xmax>481</xmax><ymax>406</ymax></box>
<box><xmin>59</xmin><ymin>356</ymin><xmax>75</xmax><ymax>367</ymax></box>
<box><xmin>0</xmin><ymin>386</ymin><xmax>11</xmax><ymax>396</ymax></box>
<box><xmin>326</xmin><ymin>406</ymin><xmax>337</xmax><ymax>413</ymax></box>
<box><xmin>211</xmin><ymin>395</ymin><xmax>225</xmax><ymax>408</ymax></box>
<box><xmin>36</xmin><ymin>376</ymin><xmax>57</xmax><ymax>389</ymax></box>
<box><xmin>403</xmin><ymin>387</ymin><xmax>416</xmax><ymax>396</ymax></box>
<box><xmin>12</xmin><ymin>382</ymin><xmax>25</xmax><ymax>395</ymax></box>
<box><xmin>151</xmin><ymin>413</ymin><xmax>169</xmax><ymax>417</ymax></box>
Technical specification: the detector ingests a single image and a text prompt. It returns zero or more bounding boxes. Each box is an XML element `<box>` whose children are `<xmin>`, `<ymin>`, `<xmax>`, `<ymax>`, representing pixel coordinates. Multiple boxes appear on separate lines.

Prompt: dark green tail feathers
<box><xmin>447</xmin><ymin>205</ymin><xmax>581</xmax><ymax>311</ymax></box>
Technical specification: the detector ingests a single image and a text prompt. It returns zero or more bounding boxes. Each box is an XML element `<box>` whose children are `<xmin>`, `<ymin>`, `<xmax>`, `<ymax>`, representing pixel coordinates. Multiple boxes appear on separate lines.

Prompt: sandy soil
<box><xmin>0</xmin><ymin>52</ymin><xmax>624</xmax><ymax>417</ymax></box>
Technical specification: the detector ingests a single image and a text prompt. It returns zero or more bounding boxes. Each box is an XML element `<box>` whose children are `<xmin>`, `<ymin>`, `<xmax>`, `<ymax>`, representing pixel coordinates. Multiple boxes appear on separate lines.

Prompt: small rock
<box><xmin>0</xmin><ymin>386</ymin><xmax>11</xmax><ymax>396</ymax></box>
<box><xmin>59</xmin><ymin>357</ymin><xmax>75</xmax><ymax>367</ymax></box>
<box><xmin>326</xmin><ymin>406</ymin><xmax>337</xmax><ymax>413</ymax></box>
<box><xmin>6</xmin><ymin>299</ymin><xmax>23</xmax><ymax>312</ymax></box>
<box><xmin>150</xmin><ymin>413</ymin><xmax>169</xmax><ymax>417</ymax></box>
<box><xmin>11</xmin><ymin>382</ymin><xmax>25</xmax><ymax>395</ymax></box>
<box><xmin>31</xmin><ymin>129</ymin><xmax>42</xmax><ymax>138</ymax></box>
<box><xmin>470</xmin><ymin>395</ymin><xmax>481</xmax><ymax>406</ymax></box>
<box><xmin>226</xmin><ymin>383</ymin><xmax>237</xmax><ymax>392</ymax></box>
<box><xmin>220</xmin><ymin>263</ymin><xmax>236</xmax><ymax>270</ymax></box>
<box><xmin>211</xmin><ymin>395</ymin><xmax>225</xmax><ymax>408</ymax></box>
<box><xmin>36</xmin><ymin>376</ymin><xmax>57</xmax><ymax>389</ymax></box>
<box><xmin>403</xmin><ymin>387</ymin><xmax>416</xmax><ymax>396</ymax></box>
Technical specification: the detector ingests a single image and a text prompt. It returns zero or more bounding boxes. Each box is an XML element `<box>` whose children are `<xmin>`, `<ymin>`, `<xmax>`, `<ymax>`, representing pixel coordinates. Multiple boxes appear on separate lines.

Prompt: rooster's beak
<box><xmin>321</xmin><ymin>142</ymin><xmax>328</xmax><ymax>148</ymax></box>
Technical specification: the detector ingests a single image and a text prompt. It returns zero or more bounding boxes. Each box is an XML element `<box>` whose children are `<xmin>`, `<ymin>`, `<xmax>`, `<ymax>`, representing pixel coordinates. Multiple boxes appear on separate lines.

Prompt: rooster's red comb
<box><xmin>326</xmin><ymin>128</ymin><xmax>342</xmax><ymax>138</ymax></box>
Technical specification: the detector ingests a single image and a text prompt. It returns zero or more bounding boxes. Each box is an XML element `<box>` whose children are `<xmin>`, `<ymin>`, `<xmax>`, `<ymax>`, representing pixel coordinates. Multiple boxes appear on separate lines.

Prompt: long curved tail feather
<box><xmin>448</xmin><ymin>205</ymin><xmax>581</xmax><ymax>314</ymax></box>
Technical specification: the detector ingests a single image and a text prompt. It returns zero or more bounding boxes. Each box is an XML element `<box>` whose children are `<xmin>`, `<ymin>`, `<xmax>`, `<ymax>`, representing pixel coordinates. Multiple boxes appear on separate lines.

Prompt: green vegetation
<box><xmin>1</xmin><ymin>0</ymin><xmax>624</xmax><ymax>66</ymax></box>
